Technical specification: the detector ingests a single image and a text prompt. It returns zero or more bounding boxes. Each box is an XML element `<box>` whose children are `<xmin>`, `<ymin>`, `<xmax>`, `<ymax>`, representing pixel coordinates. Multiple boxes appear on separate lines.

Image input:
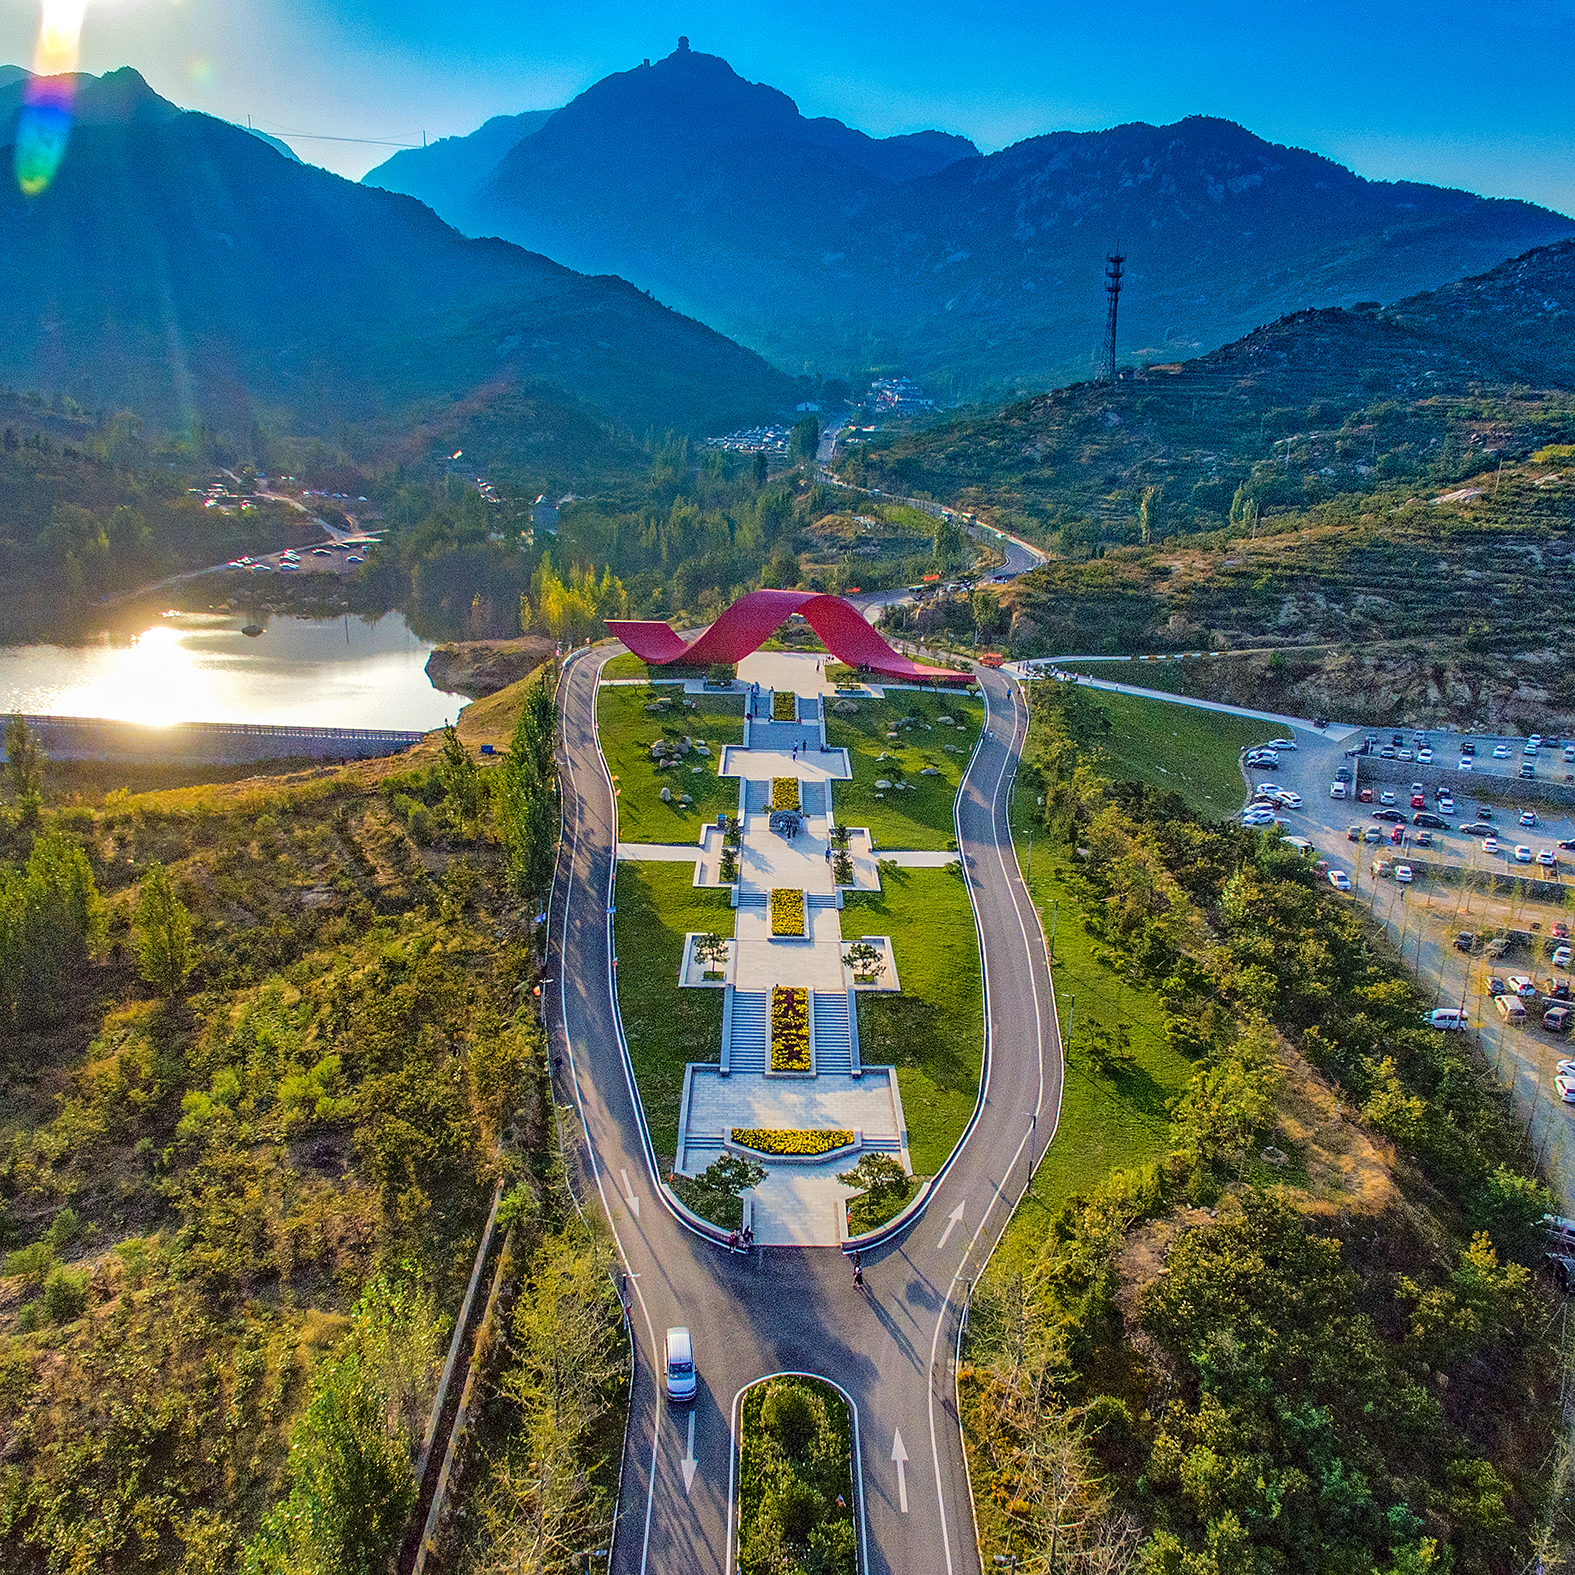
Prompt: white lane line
<box><xmin>682</xmin><ymin>1410</ymin><xmax>698</xmax><ymax>1495</ymax></box>
<box><xmin>891</xmin><ymin>1428</ymin><xmax>910</xmax><ymax>1513</ymax></box>
<box><xmin>620</xmin><ymin>1167</ymin><xmax>642</xmax><ymax>1219</ymax></box>
<box><xmin>936</xmin><ymin>1201</ymin><xmax>965</xmax><ymax>1253</ymax></box>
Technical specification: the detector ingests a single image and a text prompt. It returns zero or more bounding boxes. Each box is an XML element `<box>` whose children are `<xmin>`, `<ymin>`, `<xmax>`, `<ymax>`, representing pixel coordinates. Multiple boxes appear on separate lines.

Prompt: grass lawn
<box><xmin>827</xmin><ymin>693</ymin><xmax>986</xmax><ymax>851</ymax></box>
<box><xmin>1039</xmin><ymin>682</ymin><xmax>1266</xmax><ymax>819</ymax></box>
<box><xmin>846</xmin><ymin>863</ymin><xmax>983</xmax><ymax>1175</ymax></box>
<box><xmin>612</xmin><ymin>863</ymin><xmax>734</xmax><ymax>1161</ymax></box>
<box><xmin>598</xmin><ymin>683</ymin><xmax>745</xmax><ymax>843</ymax></box>
<box><xmin>981</xmin><ymin>757</ymin><xmax>1196</xmax><ymax>1280</ymax></box>
<box><xmin>601</xmin><ymin>651</ymin><xmax>651</xmax><ymax>680</ymax></box>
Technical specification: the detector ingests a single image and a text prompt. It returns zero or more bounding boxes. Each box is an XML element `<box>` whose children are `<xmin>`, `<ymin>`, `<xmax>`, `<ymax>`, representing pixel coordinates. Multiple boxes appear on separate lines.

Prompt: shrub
<box><xmin>732</xmin><ymin>1128</ymin><xmax>853</xmax><ymax>1156</ymax></box>
<box><xmin>772</xmin><ymin>691</ymin><xmax>798</xmax><ymax>722</ymax></box>
<box><xmin>769</xmin><ymin>888</ymin><xmax>806</xmax><ymax>937</ymax></box>
<box><xmin>40</xmin><ymin>1264</ymin><xmax>89</xmax><ymax>1324</ymax></box>
<box><xmin>769</xmin><ymin>987</ymin><xmax>810</xmax><ymax>1071</ymax></box>
<box><xmin>840</xmin><ymin>1153</ymin><xmax>913</xmax><ymax>1233</ymax></box>
<box><xmin>3</xmin><ymin>1241</ymin><xmax>55</xmax><ymax>1284</ymax></box>
<box><xmin>770</xmin><ymin>777</ymin><xmax>800</xmax><ymax>812</ymax></box>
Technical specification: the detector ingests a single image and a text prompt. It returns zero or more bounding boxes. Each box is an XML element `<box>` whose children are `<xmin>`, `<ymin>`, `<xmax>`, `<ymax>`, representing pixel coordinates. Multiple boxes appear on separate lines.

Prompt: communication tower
<box><xmin>1101</xmin><ymin>247</ymin><xmax>1125</xmax><ymax>381</ymax></box>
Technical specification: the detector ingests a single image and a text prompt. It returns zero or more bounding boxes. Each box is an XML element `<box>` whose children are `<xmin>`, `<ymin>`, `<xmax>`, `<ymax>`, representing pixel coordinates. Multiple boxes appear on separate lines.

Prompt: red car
<box><xmin>1410</xmin><ymin>793</ymin><xmax>1425</xmax><ymax>809</ymax></box>
<box><xmin>1357</xmin><ymin>788</ymin><xmax>1374</xmax><ymax>803</ymax></box>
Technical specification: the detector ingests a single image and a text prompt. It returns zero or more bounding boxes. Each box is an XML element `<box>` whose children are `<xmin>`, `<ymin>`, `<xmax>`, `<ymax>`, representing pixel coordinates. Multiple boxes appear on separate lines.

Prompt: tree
<box><xmin>0</xmin><ymin>833</ymin><xmax>105</xmax><ymax>1028</ymax></box>
<box><xmin>837</xmin><ymin>1153</ymin><xmax>909</xmax><ymax>1210</ymax></box>
<box><xmin>753</xmin><ymin>450</ymin><xmax>769</xmax><ymax>488</ymax></box>
<box><xmin>933</xmin><ymin>514</ymin><xmax>965</xmax><ymax>567</ymax></box>
<box><xmin>495</xmin><ymin>676</ymin><xmax>560</xmax><ymax>906</ymax></box>
<box><xmin>5</xmin><ymin>713</ymin><xmax>43</xmax><ymax>820</ymax></box>
<box><xmin>845</xmin><ymin>941</ymin><xmax>885</xmax><ymax>981</ymax></box>
<box><xmin>438</xmin><ymin>723</ymin><xmax>484</xmax><ymax>827</ymax></box>
<box><xmin>694</xmin><ymin>932</ymin><xmax>729</xmax><ymax>971</ymax></box>
<box><xmin>1139</xmin><ymin>485</ymin><xmax>1160</xmax><ymax>546</ymax></box>
<box><xmin>791</xmin><ymin>415</ymin><xmax>820</xmax><ymax>459</ymax></box>
<box><xmin>133</xmin><ymin>863</ymin><xmax>196</xmax><ymax>998</ymax></box>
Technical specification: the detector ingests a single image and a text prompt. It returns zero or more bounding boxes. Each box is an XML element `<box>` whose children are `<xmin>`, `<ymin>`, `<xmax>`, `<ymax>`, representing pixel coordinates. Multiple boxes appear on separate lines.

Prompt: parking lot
<box><xmin>1238</xmin><ymin>725</ymin><xmax>1575</xmax><ymax>1211</ymax></box>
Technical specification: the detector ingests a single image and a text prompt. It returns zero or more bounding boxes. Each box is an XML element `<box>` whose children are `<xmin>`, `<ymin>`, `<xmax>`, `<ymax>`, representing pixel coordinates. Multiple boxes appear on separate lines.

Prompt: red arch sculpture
<box><xmin>607</xmin><ymin>589</ymin><xmax>963</xmax><ymax>682</ymax></box>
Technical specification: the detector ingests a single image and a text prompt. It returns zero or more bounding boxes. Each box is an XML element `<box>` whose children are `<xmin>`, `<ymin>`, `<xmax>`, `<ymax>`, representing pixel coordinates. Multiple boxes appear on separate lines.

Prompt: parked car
<box><xmin>1412</xmin><ymin>811</ymin><xmax>1444</xmax><ymax>828</ymax></box>
<box><xmin>1515</xmin><ymin>845</ymin><xmax>1534</xmax><ymax>863</ymax></box>
<box><xmin>1428</xmin><ymin>1008</ymin><xmax>1469</xmax><ymax>1030</ymax></box>
<box><xmin>1395</xmin><ymin>864</ymin><xmax>1414</xmax><ymax>884</ymax></box>
<box><xmin>1460</xmin><ymin>822</ymin><xmax>1494</xmax><ymax>836</ymax></box>
<box><xmin>1557</xmin><ymin>1069</ymin><xmax>1575</xmax><ymax>1099</ymax></box>
<box><xmin>1383</xmin><ymin>791</ymin><xmax>1399</xmax><ymax>806</ymax></box>
<box><xmin>1498</xmin><ymin>994</ymin><xmax>1529</xmax><ymax>1023</ymax></box>
<box><xmin>1493</xmin><ymin>744</ymin><xmax>1512</xmax><ymax>759</ymax></box>
<box><xmin>1371</xmin><ymin>858</ymin><xmax>1394</xmax><ymax>878</ymax></box>
<box><xmin>1278</xmin><ymin>791</ymin><xmax>1303</xmax><ymax>808</ymax></box>
<box><xmin>1521</xmin><ymin>810</ymin><xmax>1539</xmax><ymax>826</ymax></box>
<box><xmin>1335</xmin><ymin>767</ymin><xmax>1352</xmax><ymax>782</ymax></box>
<box><xmin>1398</xmin><ymin>748</ymin><xmax>1415</xmax><ymax>761</ymax></box>
<box><xmin>1461</xmin><ymin>741</ymin><xmax>1477</xmax><ymax>755</ymax></box>
<box><xmin>1438</xmin><ymin>796</ymin><xmax>1454</xmax><ymax>813</ymax></box>
<box><xmin>1357</xmin><ymin>787</ymin><xmax>1374</xmax><ymax>803</ymax></box>
<box><xmin>1380</xmin><ymin>746</ymin><xmax>1397</xmax><ymax>759</ymax></box>
<box><xmin>1487</xmin><ymin>976</ymin><xmax>1508</xmax><ymax>996</ymax></box>
<box><xmin>1458</xmin><ymin>758</ymin><xmax>1474</xmax><ymax>772</ymax></box>
<box><xmin>1265</xmin><ymin>737</ymin><xmax>1296</xmax><ymax>750</ymax></box>
<box><xmin>1373</xmin><ymin>808</ymin><xmax>1407</xmax><ymax>823</ymax></box>
<box><xmin>1508</xmin><ymin>975</ymin><xmax>1538</xmax><ymax>998</ymax></box>
<box><xmin>1520</xmin><ymin>763</ymin><xmax>1537</xmax><ymax>780</ymax></box>
<box><xmin>1555</xmin><ymin>946</ymin><xmax>1574</xmax><ymax>969</ymax></box>
<box><xmin>1347</xmin><ymin>824</ymin><xmax>1363</xmax><ymax>841</ymax></box>
<box><xmin>1417</xmin><ymin>748</ymin><xmax>1434</xmax><ymax>763</ymax></box>
<box><xmin>1545</xmin><ymin>1005</ymin><xmax>1574</xmax><ymax>1032</ymax></box>
<box><xmin>1313</xmin><ymin>715</ymin><xmax>1330</xmax><ymax>729</ymax></box>
<box><xmin>1538</xmin><ymin>850</ymin><xmax>1558</xmax><ymax>869</ymax></box>
<box><xmin>1327</xmin><ymin>869</ymin><xmax>1352</xmax><ymax>892</ymax></box>
<box><xmin>1405</xmin><ymin>792</ymin><xmax>1420</xmax><ymax>808</ymax></box>
<box><xmin>1363</xmin><ymin>827</ymin><xmax>1383</xmax><ymax>844</ymax></box>
<box><xmin>1554</xmin><ymin>921</ymin><xmax>1571</xmax><ymax>939</ymax></box>
<box><xmin>1454</xmin><ymin>931</ymin><xmax>1475</xmax><ymax>952</ymax></box>
<box><xmin>1483</xmin><ymin>837</ymin><xmax>1501</xmax><ymax>854</ymax></box>
<box><xmin>1414</xmin><ymin>831</ymin><xmax>1433</xmax><ymax>848</ymax></box>
<box><xmin>1330</xmin><ymin>782</ymin><xmax>1348</xmax><ymax>799</ymax></box>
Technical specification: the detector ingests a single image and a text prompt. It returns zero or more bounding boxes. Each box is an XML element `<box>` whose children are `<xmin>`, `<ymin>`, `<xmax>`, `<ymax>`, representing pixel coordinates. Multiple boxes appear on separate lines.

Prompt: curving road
<box><xmin>544</xmin><ymin>650</ymin><xmax>1062</xmax><ymax>1575</ymax></box>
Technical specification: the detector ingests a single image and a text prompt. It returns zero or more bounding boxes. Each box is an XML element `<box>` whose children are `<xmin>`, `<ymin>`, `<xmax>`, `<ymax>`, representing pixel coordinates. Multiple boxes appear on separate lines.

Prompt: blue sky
<box><xmin>3</xmin><ymin>0</ymin><xmax>1573</xmax><ymax>214</ymax></box>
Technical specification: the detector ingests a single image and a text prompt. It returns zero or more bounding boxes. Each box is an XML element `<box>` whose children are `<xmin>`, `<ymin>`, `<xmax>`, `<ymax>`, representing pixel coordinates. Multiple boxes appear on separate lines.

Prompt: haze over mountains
<box><xmin>367</xmin><ymin>41</ymin><xmax>1575</xmax><ymax>401</ymax></box>
<box><xmin>0</xmin><ymin>67</ymin><xmax>792</xmax><ymax>447</ymax></box>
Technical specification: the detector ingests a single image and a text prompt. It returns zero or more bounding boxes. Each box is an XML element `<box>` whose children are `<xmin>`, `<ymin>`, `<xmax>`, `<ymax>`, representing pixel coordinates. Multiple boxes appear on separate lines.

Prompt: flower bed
<box><xmin>731</xmin><ymin>1128</ymin><xmax>853</xmax><ymax>1157</ymax></box>
<box><xmin>770</xmin><ymin>986</ymin><xmax>810</xmax><ymax>1071</ymax></box>
<box><xmin>772</xmin><ymin>690</ymin><xmax>798</xmax><ymax>721</ymax></box>
<box><xmin>769</xmin><ymin>887</ymin><xmax>806</xmax><ymax>937</ymax></box>
<box><xmin>770</xmin><ymin>777</ymin><xmax>800</xmax><ymax>813</ymax></box>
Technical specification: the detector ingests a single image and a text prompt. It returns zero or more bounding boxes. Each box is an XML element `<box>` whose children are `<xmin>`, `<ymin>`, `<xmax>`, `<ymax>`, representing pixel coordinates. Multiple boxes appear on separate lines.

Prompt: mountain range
<box><xmin>367</xmin><ymin>41</ymin><xmax>1575</xmax><ymax>401</ymax></box>
<box><xmin>0</xmin><ymin>67</ymin><xmax>794</xmax><ymax>448</ymax></box>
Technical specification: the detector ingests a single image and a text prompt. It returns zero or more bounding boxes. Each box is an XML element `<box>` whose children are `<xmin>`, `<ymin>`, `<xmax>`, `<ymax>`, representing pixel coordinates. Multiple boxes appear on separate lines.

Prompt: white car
<box><xmin>1554</xmin><ymin>945</ymin><xmax>1574</xmax><ymax>968</ymax></box>
<box><xmin>1378</xmin><ymin>790</ymin><xmax>1395</xmax><ymax>806</ymax></box>
<box><xmin>1265</xmin><ymin>737</ymin><xmax>1297</xmax><ymax>750</ymax></box>
<box><xmin>1538</xmin><ymin>850</ymin><xmax>1558</xmax><ymax>869</ymax></box>
<box><xmin>1557</xmin><ymin>1073</ymin><xmax>1575</xmax><ymax>1105</ymax></box>
<box><xmin>1530</xmin><ymin>733</ymin><xmax>1544</xmax><ymax>746</ymax></box>
<box><xmin>1395</xmin><ymin>864</ymin><xmax>1413</xmax><ymax>884</ymax></box>
<box><xmin>665</xmin><ymin>1326</ymin><xmax>697</xmax><ymax>1402</ymax></box>
<box><xmin>1417</xmin><ymin>748</ymin><xmax>1434</xmax><ymax>763</ymax></box>
<box><xmin>1459</xmin><ymin>759</ymin><xmax>1474</xmax><ymax>771</ymax></box>
<box><xmin>1398</xmin><ymin>748</ymin><xmax>1414</xmax><ymax>761</ymax></box>
<box><xmin>1493</xmin><ymin>744</ymin><xmax>1512</xmax><ymax>759</ymax></box>
<box><xmin>1520</xmin><ymin>810</ymin><xmax>1538</xmax><ymax>826</ymax></box>
<box><xmin>1514</xmin><ymin>845</ymin><xmax>1533</xmax><ymax>863</ymax></box>
<box><xmin>1508</xmin><ymin>975</ymin><xmax>1538</xmax><ymax>998</ymax></box>
<box><xmin>1483</xmin><ymin>837</ymin><xmax>1500</xmax><ymax>854</ymax></box>
<box><xmin>1438</xmin><ymin>796</ymin><xmax>1454</xmax><ymax>813</ymax></box>
<box><xmin>1330</xmin><ymin>783</ymin><xmax>1348</xmax><ymax>799</ymax></box>
<box><xmin>1277</xmin><ymin>790</ymin><xmax>1303</xmax><ymax>808</ymax></box>
<box><xmin>1327</xmin><ymin>869</ymin><xmax>1352</xmax><ymax>892</ymax></box>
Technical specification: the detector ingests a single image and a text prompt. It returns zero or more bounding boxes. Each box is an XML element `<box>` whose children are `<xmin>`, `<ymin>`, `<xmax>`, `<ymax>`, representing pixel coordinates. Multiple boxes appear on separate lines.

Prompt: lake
<box><xmin>0</xmin><ymin>611</ymin><xmax>465</xmax><ymax>733</ymax></box>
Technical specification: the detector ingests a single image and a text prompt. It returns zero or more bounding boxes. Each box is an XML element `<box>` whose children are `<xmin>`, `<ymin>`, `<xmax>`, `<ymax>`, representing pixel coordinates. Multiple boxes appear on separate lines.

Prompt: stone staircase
<box><xmin>810</xmin><ymin>991</ymin><xmax>852</xmax><ymax>1076</ymax></box>
<box><xmin>729</xmin><ymin>990</ymin><xmax>769</xmax><ymax>1073</ymax></box>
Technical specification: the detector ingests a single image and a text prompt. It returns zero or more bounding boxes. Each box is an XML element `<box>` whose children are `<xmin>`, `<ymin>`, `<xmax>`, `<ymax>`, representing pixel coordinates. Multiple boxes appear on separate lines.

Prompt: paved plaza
<box><xmin>613</xmin><ymin>651</ymin><xmax>926</xmax><ymax>1244</ymax></box>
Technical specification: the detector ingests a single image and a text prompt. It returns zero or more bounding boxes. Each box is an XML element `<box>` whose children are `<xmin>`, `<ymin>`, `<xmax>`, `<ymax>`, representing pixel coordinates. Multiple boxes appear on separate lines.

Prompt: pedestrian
<box><xmin>743</xmin><ymin>1225</ymin><xmax>754</xmax><ymax>1250</ymax></box>
<box><xmin>853</xmin><ymin>1262</ymin><xmax>864</xmax><ymax>1290</ymax></box>
<box><xmin>728</xmin><ymin>1229</ymin><xmax>739</xmax><ymax>1251</ymax></box>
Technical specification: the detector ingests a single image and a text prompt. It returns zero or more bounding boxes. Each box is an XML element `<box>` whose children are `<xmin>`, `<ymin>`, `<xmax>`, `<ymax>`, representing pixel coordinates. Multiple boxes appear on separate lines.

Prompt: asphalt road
<box><xmin>545</xmin><ymin>649</ymin><xmax>1062</xmax><ymax>1575</ymax></box>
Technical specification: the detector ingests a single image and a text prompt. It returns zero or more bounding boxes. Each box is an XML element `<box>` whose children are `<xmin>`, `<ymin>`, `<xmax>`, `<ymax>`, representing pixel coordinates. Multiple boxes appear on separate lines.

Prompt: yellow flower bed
<box><xmin>773</xmin><ymin>690</ymin><xmax>797</xmax><ymax>721</ymax></box>
<box><xmin>732</xmin><ymin>1128</ymin><xmax>853</xmax><ymax>1157</ymax></box>
<box><xmin>769</xmin><ymin>887</ymin><xmax>806</xmax><ymax>937</ymax></box>
<box><xmin>770</xmin><ymin>777</ymin><xmax>800</xmax><ymax>812</ymax></box>
<box><xmin>770</xmin><ymin>985</ymin><xmax>810</xmax><ymax>1071</ymax></box>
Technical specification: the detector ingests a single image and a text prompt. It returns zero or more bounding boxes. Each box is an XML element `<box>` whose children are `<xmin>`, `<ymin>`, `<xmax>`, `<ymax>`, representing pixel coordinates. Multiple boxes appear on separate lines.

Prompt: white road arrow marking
<box><xmin>682</xmin><ymin>1410</ymin><xmax>698</xmax><ymax>1495</ymax></box>
<box><xmin>620</xmin><ymin>1168</ymin><xmax>641</xmax><ymax>1219</ymax></box>
<box><xmin>891</xmin><ymin>1428</ymin><xmax>909</xmax><ymax>1513</ymax></box>
<box><xmin>936</xmin><ymin>1201</ymin><xmax>965</xmax><ymax>1253</ymax></box>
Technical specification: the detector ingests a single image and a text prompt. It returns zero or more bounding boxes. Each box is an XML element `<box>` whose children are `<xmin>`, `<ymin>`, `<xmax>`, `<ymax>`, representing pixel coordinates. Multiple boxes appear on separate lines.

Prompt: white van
<box><xmin>1495</xmin><ymin>994</ymin><xmax>1528</xmax><ymax>1024</ymax></box>
<box><xmin>1428</xmin><ymin>1008</ymin><xmax>1469</xmax><ymax>1031</ymax></box>
<box><xmin>665</xmin><ymin>1326</ymin><xmax>697</xmax><ymax>1402</ymax></box>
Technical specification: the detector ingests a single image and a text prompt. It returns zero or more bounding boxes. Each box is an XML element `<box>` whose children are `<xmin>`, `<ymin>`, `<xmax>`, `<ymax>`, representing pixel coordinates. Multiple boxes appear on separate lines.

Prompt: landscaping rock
<box><xmin>921</xmin><ymin>766</ymin><xmax>940</xmax><ymax>775</ymax></box>
<box><xmin>833</xmin><ymin>699</ymin><xmax>859</xmax><ymax>714</ymax></box>
<box><xmin>679</xmin><ymin>794</ymin><xmax>693</xmax><ymax>806</ymax></box>
<box><xmin>660</xmin><ymin>786</ymin><xmax>673</xmax><ymax>803</ymax></box>
<box><xmin>875</xmin><ymin>779</ymin><xmax>893</xmax><ymax>789</ymax></box>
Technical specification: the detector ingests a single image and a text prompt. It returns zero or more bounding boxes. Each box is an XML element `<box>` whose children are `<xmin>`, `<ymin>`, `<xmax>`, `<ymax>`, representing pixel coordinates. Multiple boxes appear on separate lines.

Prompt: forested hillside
<box><xmin>962</xmin><ymin>681</ymin><xmax>1565</xmax><ymax>1573</ymax></box>
<box><xmin>0</xmin><ymin>680</ymin><xmax>623</xmax><ymax>1572</ymax></box>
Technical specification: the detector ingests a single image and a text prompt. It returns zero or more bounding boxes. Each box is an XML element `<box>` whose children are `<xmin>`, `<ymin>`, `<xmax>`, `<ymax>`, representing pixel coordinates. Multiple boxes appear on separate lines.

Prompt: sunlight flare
<box><xmin>15</xmin><ymin>0</ymin><xmax>89</xmax><ymax>196</ymax></box>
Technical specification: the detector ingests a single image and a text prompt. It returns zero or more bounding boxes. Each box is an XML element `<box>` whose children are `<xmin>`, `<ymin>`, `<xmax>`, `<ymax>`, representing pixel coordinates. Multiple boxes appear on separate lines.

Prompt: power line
<box><xmin>252</xmin><ymin>125</ymin><xmax>424</xmax><ymax>149</ymax></box>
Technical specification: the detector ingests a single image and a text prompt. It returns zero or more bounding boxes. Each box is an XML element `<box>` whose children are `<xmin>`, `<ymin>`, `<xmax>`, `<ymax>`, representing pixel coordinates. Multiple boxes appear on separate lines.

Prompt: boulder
<box><xmin>921</xmin><ymin>766</ymin><xmax>940</xmax><ymax>775</ymax></box>
<box><xmin>660</xmin><ymin>786</ymin><xmax>673</xmax><ymax>803</ymax></box>
<box><xmin>875</xmin><ymin>779</ymin><xmax>893</xmax><ymax>790</ymax></box>
<box><xmin>679</xmin><ymin>794</ymin><xmax>693</xmax><ymax>806</ymax></box>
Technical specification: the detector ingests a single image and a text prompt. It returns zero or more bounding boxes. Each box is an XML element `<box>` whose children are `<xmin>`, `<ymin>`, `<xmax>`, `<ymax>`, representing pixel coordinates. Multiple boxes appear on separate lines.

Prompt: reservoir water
<box><xmin>0</xmin><ymin>611</ymin><xmax>465</xmax><ymax>733</ymax></box>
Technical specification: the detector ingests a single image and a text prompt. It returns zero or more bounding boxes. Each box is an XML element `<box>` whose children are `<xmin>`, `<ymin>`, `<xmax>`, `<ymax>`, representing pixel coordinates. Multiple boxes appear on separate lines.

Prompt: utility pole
<box><xmin>1101</xmin><ymin>247</ymin><xmax>1125</xmax><ymax>382</ymax></box>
